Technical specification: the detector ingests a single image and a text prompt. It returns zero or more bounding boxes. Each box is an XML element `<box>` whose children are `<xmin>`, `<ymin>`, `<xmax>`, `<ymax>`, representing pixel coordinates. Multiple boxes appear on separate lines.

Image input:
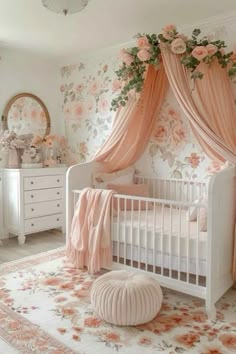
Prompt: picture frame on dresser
<box><xmin>3</xmin><ymin>167</ymin><xmax>67</xmax><ymax>244</ymax></box>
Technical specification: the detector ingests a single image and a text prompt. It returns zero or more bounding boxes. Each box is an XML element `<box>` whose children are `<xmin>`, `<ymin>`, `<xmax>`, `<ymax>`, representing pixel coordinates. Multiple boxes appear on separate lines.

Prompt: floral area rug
<box><xmin>0</xmin><ymin>248</ymin><xmax>235</xmax><ymax>354</ymax></box>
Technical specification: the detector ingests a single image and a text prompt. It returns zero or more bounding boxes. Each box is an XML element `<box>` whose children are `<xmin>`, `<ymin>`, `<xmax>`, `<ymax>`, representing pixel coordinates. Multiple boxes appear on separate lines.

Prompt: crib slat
<box><xmin>124</xmin><ymin>197</ymin><xmax>127</xmax><ymax>266</ymax></box>
<box><xmin>152</xmin><ymin>202</ymin><xmax>156</xmax><ymax>273</ymax></box>
<box><xmin>117</xmin><ymin>197</ymin><xmax>120</xmax><ymax>263</ymax></box>
<box><xmin>178</xmin><ymin>205</ymin><xmax>181</xmax><ymax>281</ymax></box>
<box><xmin>187</xmin><ymin>207</ymin><xmax>190</xmax><ymax>284</ymax></box>
<box><xmin>161</xmin><ymin>204</ymin><xmax>164</xmax><ymax>276</ymax></box>
<box><xmin>169</xmin><ymin>205</ymin><xmax>172</xmax><ymax>278</ymax></box>
<box><xmin>145</xmin><ymin>201</ymin><xmax>148</xmax><ymax>271</ymax></box>
<box><xmin>131</xmin><ymin>199</ymin><xmax>134</xmax><ymax>268</ymax></box>
<box><xmin>196</xmin><ymin>206</ymin><xmax>200</xmax><ymax>286</ymax></box>
<box><xmin>138</xmin><ymin>200</ymin><xmax>141</xmax><ymax>269</ymax></box>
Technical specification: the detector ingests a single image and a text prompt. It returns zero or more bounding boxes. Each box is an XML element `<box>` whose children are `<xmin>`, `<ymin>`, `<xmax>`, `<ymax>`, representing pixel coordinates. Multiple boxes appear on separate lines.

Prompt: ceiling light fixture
<box><xmin>42</xmin><ymin>0</ymin><xmax>88</xmax><ymax>16</ymax></box>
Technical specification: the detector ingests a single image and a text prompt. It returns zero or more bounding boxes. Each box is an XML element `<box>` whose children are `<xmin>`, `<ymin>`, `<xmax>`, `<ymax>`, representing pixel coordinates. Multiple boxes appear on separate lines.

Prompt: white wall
<box><xmin>0</xmin><ymin>47</ymin><xmax>64</xmax><ymax>135</ymax></box>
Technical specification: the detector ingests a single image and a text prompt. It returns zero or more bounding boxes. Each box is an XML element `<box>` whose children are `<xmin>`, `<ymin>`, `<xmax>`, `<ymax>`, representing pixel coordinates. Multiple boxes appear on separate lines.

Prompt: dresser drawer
<box><xmin>24</xmin><ymin>200</ymin><xmax>63</xmax><ymax>219</ymax></box>
<box><xmin>24</xmin><ymin>214</ymin><xmax>63</xmax><ymax>234</ymax></box>
<box><xmin>24</xmin><ymin>188</ymin><xmax>63</xmax><ymax>204</ymax></box>
<box><xmin>24</xmin><ymin>175</ymin><xmax>64</xmax><ymax>191</ymax></box>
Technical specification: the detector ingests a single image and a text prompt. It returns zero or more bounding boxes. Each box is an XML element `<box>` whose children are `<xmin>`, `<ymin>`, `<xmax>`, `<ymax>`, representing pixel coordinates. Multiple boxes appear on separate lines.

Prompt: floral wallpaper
<box><xmin>60</xmin><ymin>47</ymin><xmax>225</xmax><ymax>179</ymax></box>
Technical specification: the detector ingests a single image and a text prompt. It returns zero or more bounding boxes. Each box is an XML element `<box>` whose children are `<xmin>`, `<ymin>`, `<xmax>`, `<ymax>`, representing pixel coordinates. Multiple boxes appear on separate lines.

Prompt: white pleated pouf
<box><xmin>90</xmin><ymin>270</ymin><xmax>163</xmax><ymax>326</ymax></box>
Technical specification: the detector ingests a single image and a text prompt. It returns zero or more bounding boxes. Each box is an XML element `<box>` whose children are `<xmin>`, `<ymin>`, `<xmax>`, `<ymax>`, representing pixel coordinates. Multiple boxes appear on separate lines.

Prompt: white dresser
<box><xmin>0</xmin><ymin>169</ymin><xmax>4</xmax><ymax>240</ymax></box>
<box><xmin>4</xmin><ymin>167</ymin><xmax>67</xmax><ymax>244</ymax></box>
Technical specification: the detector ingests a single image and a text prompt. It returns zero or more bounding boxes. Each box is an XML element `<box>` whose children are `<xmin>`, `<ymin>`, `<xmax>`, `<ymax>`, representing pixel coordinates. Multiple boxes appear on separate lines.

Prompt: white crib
<box><xmin>66</xmin><ymin>161</ymin><xmax>236</xmax><ymax>319</ymax></box>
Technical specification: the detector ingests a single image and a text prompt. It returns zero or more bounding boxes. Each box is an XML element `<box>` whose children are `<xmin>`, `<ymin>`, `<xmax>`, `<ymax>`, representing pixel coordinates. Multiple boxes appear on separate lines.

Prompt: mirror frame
<box><xmin>2</xmin><ymin>93</ymin><xmax>51</xmax><ymax>137</ymax></box>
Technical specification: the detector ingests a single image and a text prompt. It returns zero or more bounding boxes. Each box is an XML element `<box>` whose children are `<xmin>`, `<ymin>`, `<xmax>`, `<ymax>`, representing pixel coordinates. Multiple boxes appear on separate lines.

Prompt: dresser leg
<box><xmin>18</xmin><ymin>235</ymin><xmax>26</xmax><ymax>245</ymax></box>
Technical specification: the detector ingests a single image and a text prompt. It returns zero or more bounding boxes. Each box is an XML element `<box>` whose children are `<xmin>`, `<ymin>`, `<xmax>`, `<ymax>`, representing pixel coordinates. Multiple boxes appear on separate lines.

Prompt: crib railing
<box><xmin>134</xmin><ymin>174</ymin><xmax>208</xmax><ymax>202</ymax></box>
<box><xmin>72</xmin><ymin>187</ymin><xmax>208</xmax><ymax>298</ymax></box>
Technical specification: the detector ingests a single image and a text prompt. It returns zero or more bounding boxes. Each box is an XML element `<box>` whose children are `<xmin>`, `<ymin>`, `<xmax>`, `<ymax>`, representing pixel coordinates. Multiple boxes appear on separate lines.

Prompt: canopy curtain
<box><xmin>160</xmin><ymin>44</ymin><xmax>236</xmax><ymax>282</ymax></box>
<box><xmin>160</xmin><ymin>45</ymin><xmax>236</xmax><ymax>164</ymax></box>
<box><xmin>94</xmin><ymin>64</ymin><xmax>168</xmax><ymax>172</ymax></box>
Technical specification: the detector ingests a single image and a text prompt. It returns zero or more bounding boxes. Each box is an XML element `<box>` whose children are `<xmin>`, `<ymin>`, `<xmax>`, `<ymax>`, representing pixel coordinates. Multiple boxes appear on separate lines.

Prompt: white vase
<box><xmin>0</xmin><ymin>150</ymin><xmax>9</xmax><ymax>168</ymax></box>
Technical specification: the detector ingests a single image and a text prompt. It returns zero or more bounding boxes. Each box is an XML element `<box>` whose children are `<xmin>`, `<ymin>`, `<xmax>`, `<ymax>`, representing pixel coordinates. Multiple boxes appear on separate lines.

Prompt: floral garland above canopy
<box><xmin>111</xmin><ymin>24</ymin><xmax>236</xmax><ymax>111</ymax></box>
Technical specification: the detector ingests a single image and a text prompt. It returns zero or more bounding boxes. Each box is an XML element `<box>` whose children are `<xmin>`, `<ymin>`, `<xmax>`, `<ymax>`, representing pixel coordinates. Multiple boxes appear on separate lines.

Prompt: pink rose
<box><xmin>206</xmin><ymin>44</ymin><xmax>218</xmax><ymax>56</ymax></box>
<box><xmin>137</xmin><ymin>49</ymin><xmax>151</xmax><ymax>62</ymax></box>
<box><xmin>191</xmin><ymin>46</ymin><xmax>208</xmax><ymax>61</ymax></box>
<box><xmin>219</xmin><ymin>48</ymin><xmax>225</xmax><ymax>56</ymax></box>
<box><xmin>162</xmin><ymin>24</ymin><xmax>176</xmax><ymax>40</ymax></box>
<box><xmin>137</xmin><ymin>36</ymin><xmax>150</xmax><ymax>49</ymax></box>
<box><xmin>170</xmin><ymin>38</ymin><xmax>186</xmax><ymax>54</ymax></box>
<box><xmin>231</xmin><ymin>51</ymin><xmax>236</xmax><ymax>61</ymax></box>
<box><xmin>120</xmin><ymin>49</ymin><xmax>134</xmax><ymax>66</ymax></box>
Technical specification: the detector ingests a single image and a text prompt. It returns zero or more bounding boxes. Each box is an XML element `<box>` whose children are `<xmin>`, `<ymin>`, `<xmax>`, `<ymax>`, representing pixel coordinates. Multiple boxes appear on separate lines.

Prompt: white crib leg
<box><xmin>206</xmin><ymin>300</ymin><xmax>216</xmax><ymax>321</ymax></box>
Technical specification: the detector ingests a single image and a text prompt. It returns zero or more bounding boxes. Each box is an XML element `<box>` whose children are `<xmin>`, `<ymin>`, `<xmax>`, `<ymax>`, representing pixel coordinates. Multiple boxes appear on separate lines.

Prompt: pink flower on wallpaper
<box><xmin>73</xmin><ymin>102</ymin><xmax>85</xmax><ymax>120</ymax></box>
<box><xmin>168</xmin><ymin>107</ymin><xmax>180</xmax><ymax>120</ymax></box>
<box><xmin>137</xmin><ymin>49</ymin><xmax>151</xmax><ymax>62</ymax></box>
<box><xmin>151</xmin><ymin>122</ymin><xmax>169</xmax><ymax>146</ymax></box>
<box><xmin>76</xmin><ymin>83</ymin><xmax>84</xmax><ymax>92</ymax></box>
<box><xmin>97</xmin><ymin>94</ymin><xmax>110</xmax><ymax>115</ymax></box>
<box><xmin>185</xmin><ymin>152</ymin><xmax>201</xmax><ymax>169</ymax></box>
<box><xmin>206</xmin><ymin>160</ymin><xmax>223</xmax><ymax>174</ymax></box>
<box><xmin>112</xmin><ymin>79</ymin><xmax>122</xmax><ymax>93</ymax></box>
<box><xmin>200</xmin><ymin>344</ymin><xmax>225</xmax><ymax>354</ymax></box>
<box><xmin>137</xmin><ymin>36</ymin><xmax>151</xmax><ymax>50</ymax></box>
<box><xmin>88</xmin><ymin>80</ymin><xmax>100</xmax><ymax>95</ymax></box>
<box><xmin>191</xmin><ymin>46</ymin><xmax>208</xmax><ymax>61</ymax></box>
<box><xmin>170</xmin><ymin>123</ymin><xmax>188</xmax><ymax>150</ymax></box>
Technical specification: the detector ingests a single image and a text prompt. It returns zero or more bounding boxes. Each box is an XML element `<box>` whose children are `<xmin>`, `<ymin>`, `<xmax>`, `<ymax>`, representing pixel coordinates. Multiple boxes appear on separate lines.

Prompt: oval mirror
<box><xmin>2</xmin><ymin>93</ymin><xmax>51</xmax><ymax>138</ymax></box>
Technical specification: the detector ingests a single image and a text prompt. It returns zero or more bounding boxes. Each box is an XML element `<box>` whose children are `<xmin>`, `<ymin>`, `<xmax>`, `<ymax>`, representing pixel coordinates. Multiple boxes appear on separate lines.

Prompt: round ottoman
<box><xmin>90</xmin><ymin>270</ymin><xmax>163</xmax><ymax>326</ymax></box>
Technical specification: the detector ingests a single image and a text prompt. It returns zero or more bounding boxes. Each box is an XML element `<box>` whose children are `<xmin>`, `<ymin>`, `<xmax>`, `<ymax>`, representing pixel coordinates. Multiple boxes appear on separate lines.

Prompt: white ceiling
<box><xmin>0</xmin><ymin>0</ymin><xmax>236</xmax><ymax>58</ymax></box>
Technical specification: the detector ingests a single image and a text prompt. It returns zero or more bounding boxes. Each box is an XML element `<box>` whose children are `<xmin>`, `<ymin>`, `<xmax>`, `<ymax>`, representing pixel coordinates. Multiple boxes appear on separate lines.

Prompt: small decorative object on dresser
<box><xmin>4</xmin><ymin>167</ymin><xmax>66</xmax><ymax>244</ymax></box>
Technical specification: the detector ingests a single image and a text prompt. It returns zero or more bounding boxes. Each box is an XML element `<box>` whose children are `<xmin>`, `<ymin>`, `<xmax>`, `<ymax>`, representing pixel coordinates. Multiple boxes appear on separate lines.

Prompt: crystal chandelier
<box><xmin>42</xmin><ymin>0</ymin><xmax>88</xmax><ymax>16</ymax></box>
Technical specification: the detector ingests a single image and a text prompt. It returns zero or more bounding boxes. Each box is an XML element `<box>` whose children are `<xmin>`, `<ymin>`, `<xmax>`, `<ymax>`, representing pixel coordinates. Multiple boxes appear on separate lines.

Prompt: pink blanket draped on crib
<box><xmin>66</xmin><ymin>188</ymin><xmax>115</xmax><ymax>274</ymax></box>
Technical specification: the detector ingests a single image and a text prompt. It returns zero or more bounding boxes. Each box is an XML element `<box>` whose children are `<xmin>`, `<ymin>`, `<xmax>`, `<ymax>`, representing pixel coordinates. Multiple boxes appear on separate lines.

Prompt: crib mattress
<box><xmin>112</xmin><ymin>208</ymin><xmax>207</xmax><ymax>260</ymax></box>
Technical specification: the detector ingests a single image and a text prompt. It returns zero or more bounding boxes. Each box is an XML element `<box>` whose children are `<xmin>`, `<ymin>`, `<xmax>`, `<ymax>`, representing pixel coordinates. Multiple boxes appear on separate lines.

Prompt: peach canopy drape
<box><xmin>160</xmin><ymin>44</ymin><xmax>236</xmax><ymax>282</ymax></box>
<box><xmin>160</xmin><ymin>45</ymin><xmax>236</xmax><ymax>164</ymax></box>
<box><xmin>94</xmin><ymin>64</ymin><xmax>168</xmax><ymax>172</ymax></box>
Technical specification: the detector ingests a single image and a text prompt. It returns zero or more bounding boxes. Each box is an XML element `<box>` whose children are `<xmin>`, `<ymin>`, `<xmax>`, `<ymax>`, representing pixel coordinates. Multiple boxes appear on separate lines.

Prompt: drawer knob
<box><xmin>31</xmin><ymin>181</ymin><xmax>34</xmax><ymax>185</ymax></box>
<box><xmin>57</xmin><ymin>192</ymin><xmax>60</xmax><ymax>195</ymax></box>
<box><xmin>31</xmin><ymin>208</ymin><xmax>34</xmax><ymax>212</ymax></box>
<box><xmin>57</xmin><ymin>218</ymin><xmax>60</xmax><ymax>221</ymax></box>
<box><xmin>31</xmin><ymin>195</ymin><xmax>34</xmax><ymax>198</ymax></box>
<box><xmin>57</xmin><ymin>179</ymin><xmax>60</xmax><ymax>182</ymax></box>
<box><xmin>31</xmin><ymin>223</ymin><xmax>34</xmax><ymax>227</ymax></box>
<box><xmin>57</xmin><ymin>204</ymin><xmax>60</xmax><ymax>207</ymax></box>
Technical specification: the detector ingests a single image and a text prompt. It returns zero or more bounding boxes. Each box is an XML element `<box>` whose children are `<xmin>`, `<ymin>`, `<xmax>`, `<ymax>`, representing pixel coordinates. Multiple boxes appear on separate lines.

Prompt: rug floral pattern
<box><xmin>0</xmin><ymin>248</ymin><xmax>235</xmax><ymax>354</ymax></box>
